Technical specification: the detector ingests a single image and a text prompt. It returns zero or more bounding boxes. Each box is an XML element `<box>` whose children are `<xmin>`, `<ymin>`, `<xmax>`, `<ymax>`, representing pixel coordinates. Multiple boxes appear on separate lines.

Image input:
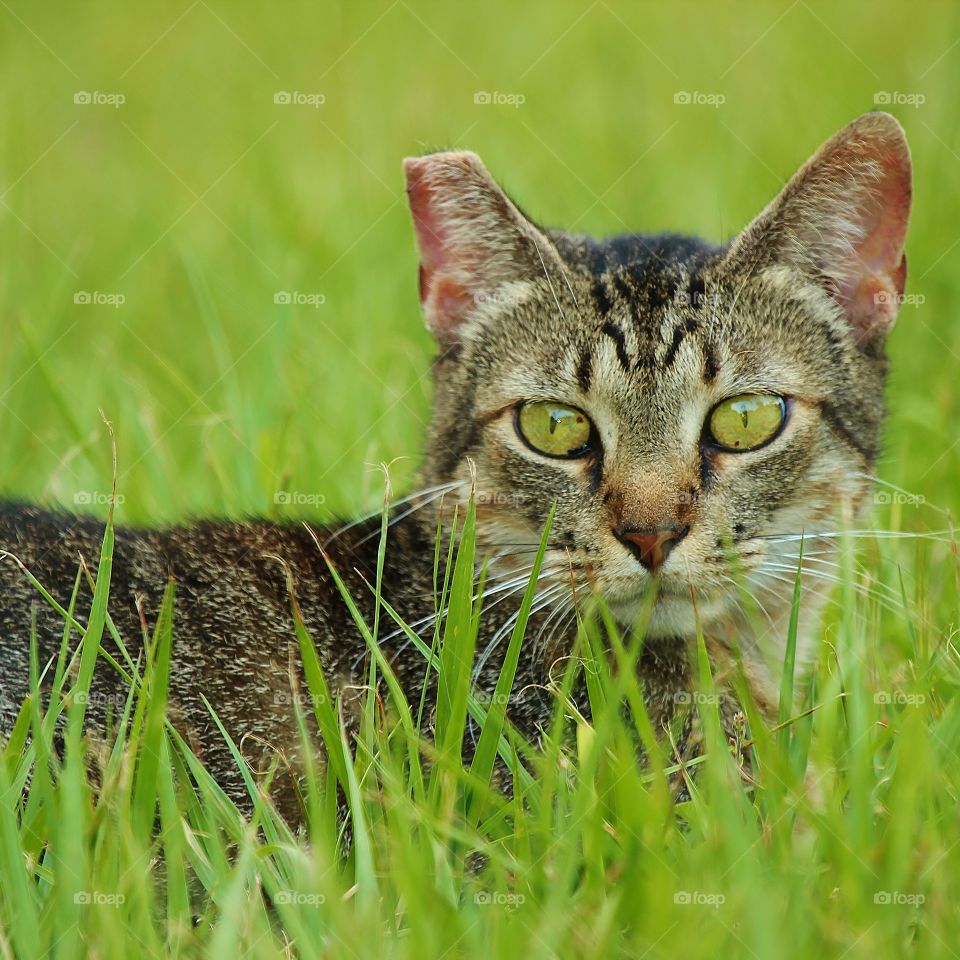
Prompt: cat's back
<box><xmin>0</xmin><ymin>503</ymin><xmax>166</xmax><ymax>733</ymax></box>
<box><xmin>0</xmin><ymin>501</ymin><xmax>166</xmax><ymax>625</ymax></box>
<box><xmin>0</xmin><ymin>503</ymin><xmax>344</xmax><ymax>661</ymax></box>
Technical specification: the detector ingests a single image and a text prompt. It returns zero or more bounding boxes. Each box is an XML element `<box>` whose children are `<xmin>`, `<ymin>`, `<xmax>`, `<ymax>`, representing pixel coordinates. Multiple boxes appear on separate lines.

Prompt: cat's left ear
<box><xmin>404</xmin><ymin>151</ymin><xmax>563</xmax><ymax>343</ymax></box>
<box><xmin>726</xmin><ymin>112</ymin><xmax>911</xmax><ymax>346</ymax></box>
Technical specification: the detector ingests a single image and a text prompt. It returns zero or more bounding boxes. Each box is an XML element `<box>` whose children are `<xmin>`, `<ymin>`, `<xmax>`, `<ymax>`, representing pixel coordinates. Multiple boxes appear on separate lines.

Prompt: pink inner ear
<box><xmin>405</xmin><ymin>161</ymin><xmax>478</xmax><ymax>337</ymax></box>
<box><xmin>407</xmin><ymin>176</ymin><xmax>448</xmax><ymax>290</ymax></box>
<box><xmin>829</xmin><ymin>137</ymin><xmax>911</xmax><ymax>342</ymax></box>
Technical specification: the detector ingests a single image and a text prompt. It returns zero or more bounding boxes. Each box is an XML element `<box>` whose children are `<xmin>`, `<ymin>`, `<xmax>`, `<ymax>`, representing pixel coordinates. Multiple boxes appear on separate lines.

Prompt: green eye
<box><xmin>708</xmin><ymin>393</ymin><xmax>786</xmax><ymax>452</ymax></box>
<box><xmin>516</xmin><ymin>401</ymin><xmax>594</xmax><ymax>458</ymax></box>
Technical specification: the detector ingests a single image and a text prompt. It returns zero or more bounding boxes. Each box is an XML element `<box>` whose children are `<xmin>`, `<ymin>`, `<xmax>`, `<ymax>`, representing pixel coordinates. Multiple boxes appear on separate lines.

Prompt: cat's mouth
<box><xmin>603</xmin><ymin>582</ymin><xmax>732</xmax><ymax>636</ymax></box>
<box><xmin>561</xmin><ymin>566</ymin><xmax>735</xmax><ymax>638</ymax></box>
<box><xmin>486</xmin><ymin>542</ymin><xmax>759</xmax><ymax>637</ymax></box>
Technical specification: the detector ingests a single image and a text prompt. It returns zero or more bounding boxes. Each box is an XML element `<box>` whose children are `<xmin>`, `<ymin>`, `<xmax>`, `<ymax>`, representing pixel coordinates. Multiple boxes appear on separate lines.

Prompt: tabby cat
<box><xmin>0</xmin><ymin>112</ymin><xmax>912</xmax><ymax>823</ymax></box>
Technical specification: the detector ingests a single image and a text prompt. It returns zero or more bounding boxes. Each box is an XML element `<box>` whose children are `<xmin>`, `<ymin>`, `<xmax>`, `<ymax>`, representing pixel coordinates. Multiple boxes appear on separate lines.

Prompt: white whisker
<box><xmin>322</xmin><ymin>480</ymin><xmax>465</xmax><ymax>549</ymax></box>
<box><xmin>471</xmin><ymin>581</ymin><xmax>568</xmax><ymax>684</ymax></box>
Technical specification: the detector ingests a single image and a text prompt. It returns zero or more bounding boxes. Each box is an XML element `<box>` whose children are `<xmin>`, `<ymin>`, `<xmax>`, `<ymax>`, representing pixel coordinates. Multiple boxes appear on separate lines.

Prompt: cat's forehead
<box><xmin>484</xmin><ymin>246</ymin><xmax>840</xmax><ymax>422</ymax></box>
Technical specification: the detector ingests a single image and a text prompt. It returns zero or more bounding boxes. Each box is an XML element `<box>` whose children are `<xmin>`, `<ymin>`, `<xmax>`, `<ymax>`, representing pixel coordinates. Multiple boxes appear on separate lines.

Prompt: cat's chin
<box><xmin>605</xmin><ymin>585</ymin><xmax>730</xmax><ymax>639</ymax></box>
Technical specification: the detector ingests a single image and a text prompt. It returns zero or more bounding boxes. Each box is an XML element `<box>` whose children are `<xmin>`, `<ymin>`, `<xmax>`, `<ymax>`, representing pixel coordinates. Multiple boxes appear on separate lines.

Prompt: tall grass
<box><xmin>1</xmin><ymin>490</ymin><xmax>959</xmax><ymax>958</ymax></box>
<box><xmin>1</xmin><ymin>0</ymin><xmax>959</xmax><ymax>955</ymax></box>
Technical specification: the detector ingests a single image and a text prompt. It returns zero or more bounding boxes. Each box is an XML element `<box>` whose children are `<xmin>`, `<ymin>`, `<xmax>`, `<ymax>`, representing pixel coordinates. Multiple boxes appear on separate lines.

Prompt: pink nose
<box><xmin>614</xmin><ymin>525</ymin><xmax>688</xmax><ymax>573</ymax></box>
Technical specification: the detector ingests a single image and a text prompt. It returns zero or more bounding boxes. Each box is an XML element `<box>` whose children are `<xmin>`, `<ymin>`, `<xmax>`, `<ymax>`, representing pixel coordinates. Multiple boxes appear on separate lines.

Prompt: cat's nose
<box><xmin>614</xmin><ymin>524</ymin><xmax>689</xmax><ymax>573</ymax></box>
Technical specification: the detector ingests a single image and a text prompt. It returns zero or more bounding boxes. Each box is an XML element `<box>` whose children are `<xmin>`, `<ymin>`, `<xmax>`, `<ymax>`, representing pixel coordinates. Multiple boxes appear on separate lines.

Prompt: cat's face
<box><xmin>404</xmin><ymin>113</ymin><xmax>911</xmax><ymax>654</ymax></box>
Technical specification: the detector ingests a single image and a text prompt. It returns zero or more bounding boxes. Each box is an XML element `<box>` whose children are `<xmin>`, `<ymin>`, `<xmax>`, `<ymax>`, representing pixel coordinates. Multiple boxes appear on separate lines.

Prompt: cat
<box><xmin>0</xmin><ymin>112</ymin><xmax>912</xmax><ymax>824</ymax></box>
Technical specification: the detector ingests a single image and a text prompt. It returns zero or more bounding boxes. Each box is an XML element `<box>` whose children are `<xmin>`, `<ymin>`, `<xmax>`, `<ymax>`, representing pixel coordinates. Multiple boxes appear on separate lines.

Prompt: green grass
<box><xmin>2</xmin><ymin>0</ymin><xmax>960</xmax><ymax>956</ymax></box>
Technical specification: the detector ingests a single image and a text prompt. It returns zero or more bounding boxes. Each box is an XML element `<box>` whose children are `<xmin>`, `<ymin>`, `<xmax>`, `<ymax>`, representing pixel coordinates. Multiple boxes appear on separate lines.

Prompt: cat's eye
<box><xmin>516</xmin><ymin>401</ymin><xmax>594</xmax><ymax>458</ymax></box>
<box><xmin>707</xmin><ymin>393</ymin><xmax>786</xmax><ymax>452</ymax></box>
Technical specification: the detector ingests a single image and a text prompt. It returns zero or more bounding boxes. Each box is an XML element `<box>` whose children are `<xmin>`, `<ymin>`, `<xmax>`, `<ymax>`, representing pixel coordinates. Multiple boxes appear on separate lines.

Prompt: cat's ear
<box><xmin>404</xmin><ymin>151</ymin><xmax>559</xmax><ymax>342</ymax></box>
<box><xmin>726</xmin><ymin>112</ymin><xmax>911</xmax><ymax>345</ymax></box>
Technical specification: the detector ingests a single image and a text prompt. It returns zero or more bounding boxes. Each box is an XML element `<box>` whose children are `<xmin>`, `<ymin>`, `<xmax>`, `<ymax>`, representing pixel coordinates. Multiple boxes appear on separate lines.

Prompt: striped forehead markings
<box><xmin>703</xmin><ymin>341</ymin><xmax>720</xmax><ymax>383</ymax></box>
<box><xmin>600</xmin><ymin>321</ymin><xmax>632</xmax><ymax>373</ymax></box>
<box><xmin>662</xmin><ymin>317</ymin><xmax>699</xmax><ymax>368</ymax></box>
<box><xmin>578</xmin><ymin>266</ymin><xmax>722</xmax><ymax>386</ymax></box>
<box><xmin>575</xmin><ymin>345</ymin><xmax>593</xmax><ymax>392</ymax></box>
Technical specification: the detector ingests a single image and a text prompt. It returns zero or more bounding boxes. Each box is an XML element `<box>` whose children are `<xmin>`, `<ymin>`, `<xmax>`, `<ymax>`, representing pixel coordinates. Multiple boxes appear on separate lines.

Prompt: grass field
<box><xmin>2</xmin><ymin>0</ymin><xmax>960</xmax><ymax>957</ymax></box>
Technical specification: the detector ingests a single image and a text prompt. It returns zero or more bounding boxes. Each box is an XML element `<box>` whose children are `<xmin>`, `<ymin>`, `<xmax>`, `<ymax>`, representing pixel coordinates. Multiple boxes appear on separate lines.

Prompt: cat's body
<box><xmin>0</xmin><ymin>501</ymin><xmax>703</xmax><ymax>823</ymax></box>
<box><xmin>0</xmin><ymin>504</ymin><xmax>439</xmax><ymax>821</ymax></box>
<box><xmin>0</xmin><ymin>113</ymin><xmax>912</xmax><ymax>823</ymax></box>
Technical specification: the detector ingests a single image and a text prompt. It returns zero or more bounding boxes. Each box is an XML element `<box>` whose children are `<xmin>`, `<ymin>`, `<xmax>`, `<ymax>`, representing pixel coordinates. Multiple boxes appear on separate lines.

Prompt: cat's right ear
<box><xmin>404</xmin><ymin>151</ymin><xmax>558</xmax><ymax>343</ymax></box>
<box><xmin>726</xmin><ymin>112</ymin><xmax>912</xmax><ymax>347</ymax></box>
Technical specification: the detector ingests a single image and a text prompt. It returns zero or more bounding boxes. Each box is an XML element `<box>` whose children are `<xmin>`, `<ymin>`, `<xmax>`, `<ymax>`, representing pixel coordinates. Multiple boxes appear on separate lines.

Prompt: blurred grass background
<box><xmin>3</xmin><ymin>4</ymin><xmax>960</xmax><ymax>957</ymax></box>
<box><xmin>0</xmin><ymin>0</ymin><xmax>957</xmax><ymax>530</ymax></box>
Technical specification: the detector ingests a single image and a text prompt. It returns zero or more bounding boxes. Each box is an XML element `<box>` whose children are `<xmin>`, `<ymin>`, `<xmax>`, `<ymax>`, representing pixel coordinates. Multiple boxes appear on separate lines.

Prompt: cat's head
<box><xmin>403</xmin><ymin>113</ymin><xmax>911</xmax><ymax>656</ymax></box>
